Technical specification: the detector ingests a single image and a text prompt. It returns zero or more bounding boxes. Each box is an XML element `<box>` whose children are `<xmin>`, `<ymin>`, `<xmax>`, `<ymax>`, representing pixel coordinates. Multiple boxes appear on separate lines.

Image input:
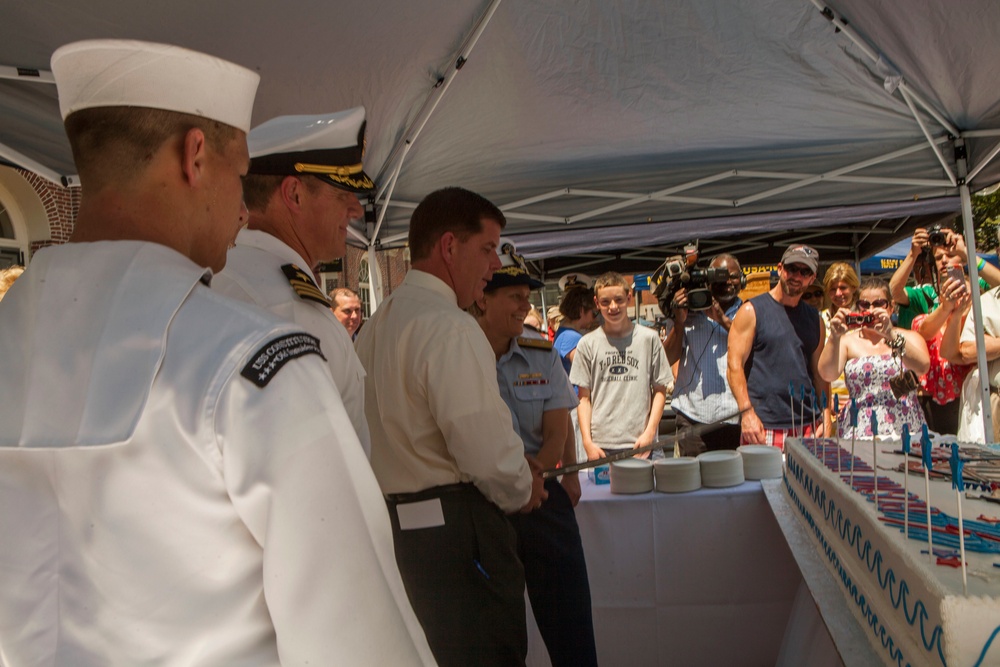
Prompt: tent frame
<box><xmin>355</xmin><ymin>0</ymin><xmax>1000</xmax><ymax>441</ymax></box>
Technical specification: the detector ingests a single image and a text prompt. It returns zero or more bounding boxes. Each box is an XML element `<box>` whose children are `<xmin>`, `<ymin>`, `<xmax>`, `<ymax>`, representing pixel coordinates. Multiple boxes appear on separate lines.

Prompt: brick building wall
<box><xmin>17</xmin><ymin>169</ymin><xmax>81</xmax><ymax>254</ymax></box>
<box><xmin>342</xmin><ymin>245</ymin><xmax>410</xmax><ymax>296</ymax></box>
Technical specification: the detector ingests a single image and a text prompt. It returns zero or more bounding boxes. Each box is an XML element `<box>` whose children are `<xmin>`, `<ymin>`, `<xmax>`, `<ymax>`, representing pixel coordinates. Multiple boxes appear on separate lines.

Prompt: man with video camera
<box><xmin>663</xmin><ymin>253</ymin><xmax>745</xmax><ymax>455</ymax></box>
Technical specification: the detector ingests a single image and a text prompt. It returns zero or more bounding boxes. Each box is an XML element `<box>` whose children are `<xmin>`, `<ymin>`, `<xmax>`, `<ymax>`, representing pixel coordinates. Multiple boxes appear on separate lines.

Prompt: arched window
<box><xmin>358</xmin><ymin>258</ymin><xmax>372</xmax><ymax>319</ymax></box>
<box><xmin>0</xmin><ymin>198</ymin><xmax>22</xmax><ymax>268</ymax></box>
<box><xmin>0</xmin><ymin>203</ymin><xmax>13</xmax><ymax>238</ymax></box>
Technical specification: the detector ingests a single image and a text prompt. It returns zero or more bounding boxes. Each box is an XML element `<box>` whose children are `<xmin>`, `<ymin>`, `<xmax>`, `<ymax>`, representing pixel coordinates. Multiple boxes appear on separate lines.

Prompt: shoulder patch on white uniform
<box><xmin>281</xmin><ymin>263</ymin><xmax>331</xmax><ymax>306</ymax></box>
<box><xmin>517</xmin><ymin>336</ymin><xmax>553</xmax><ymax>351</ymax></box>
<box><xmin>241</xmin><ymin>332</ymin><xmax>326</xmax><ymax>388</ymax></box>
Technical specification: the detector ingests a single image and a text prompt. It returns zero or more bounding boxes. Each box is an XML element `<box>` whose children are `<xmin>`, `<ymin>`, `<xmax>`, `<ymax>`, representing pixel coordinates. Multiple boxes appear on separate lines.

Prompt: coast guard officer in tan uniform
<box><xmin>214</xmin><ymin>108</ymin><xmax>372</xmax><ymax>455</ymax></box>
<box><xmin>0</xmin><ymin>40</ymin><xmax>434</xmax><ymax>666</ymax></box>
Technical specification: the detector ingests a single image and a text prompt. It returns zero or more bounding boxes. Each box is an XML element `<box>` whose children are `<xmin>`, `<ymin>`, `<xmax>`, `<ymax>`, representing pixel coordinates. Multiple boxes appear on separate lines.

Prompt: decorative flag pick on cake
<box><xmin>849</xmin><ymin>398</ymin><xmax>859</xmax><ymax>486</ymax></box>
<box><xmin>921</xmin><ymin>425</ymin><xmax>934</xmax><ymax>564</ymax></box>
<box><xmin>834</xmin><ymin>394</ymin><xmax>841</xmax><ymax>471</ymax></box>
<box><xmin>810</xmin><ymin>387</ymin><xmax>818</xmax><ymax>435</ymax></box>
<box><xmin>788</xmin><ymin>382</ymin><xmax>796</xmax><ymax>437</ymax></box>
<box><xmin>800</xmin><ymin>385</ymin><xmax>807</xmax><ymax>439</ymax></box>
<box><xmin>950</xmin><ymin>442</ymin><xmax>968</xmax><ymax>593</ymax></box>
<box><xmin>871</xmin><ymin>413</ymin><xmax>879</xmax><ymax>513</ymax></box>
<box><xmin>902</xmin><ymin>425</ymin><xmax>911</xmax><ymax>540</ymax></box>
<box><xmin>818</xmin><ymin>389</ymin><xmax>826</xmax><ymax>461</ymax></box>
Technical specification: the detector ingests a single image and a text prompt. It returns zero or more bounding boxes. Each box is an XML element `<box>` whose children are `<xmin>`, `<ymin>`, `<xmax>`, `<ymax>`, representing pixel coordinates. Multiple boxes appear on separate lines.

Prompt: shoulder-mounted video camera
<box><xmin>650</xmin><ymin>244</ymin><xmax>730</xmax><ymax>318</ymax></box>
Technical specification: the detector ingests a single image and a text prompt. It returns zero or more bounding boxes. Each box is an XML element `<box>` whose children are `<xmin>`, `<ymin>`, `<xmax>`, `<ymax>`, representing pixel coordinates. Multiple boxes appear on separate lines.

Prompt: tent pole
<box><xmin>955</xmin><ymin>138</ymin><xmax>994</xmax><ymax>442</ymax></box>
<box><xmin>899</xmin><ymin>87</ymin><xmax>957</xmax><ymax>186</ymax></box>
<box><xmin>368</xmin><ymin>0</ymin><xmax>504</xmax><ymax>257</ymax></box>
<box><xmin>539</xmin><ymin>269</ymin><xmax>549</xmax><ymax>333</ymax></box>
<box><xmin>370</xmin><ymin>152</ymin><xmax>407</xmax><ymax>243</ymax></box>
<box><xmin>366</xmin><ymin>245</ymin><xmax>384</xmax><ymax>312</ymax></box>
<box><xmin>373</xmin><ymin>0</ymin><xmax>505</xmax><ymax>199</ymax></box>
<box><xmin>965</xmin><ymin>137</ymin><xmax>1000</xmax><ymax>183</ymax></box>
<box><xmin>811</xmin><ymin>2</ymin><xmax>960</xmax><ymax>138</ymax></box>
<box><xmin>853</xmin><ymin>233</ymin><xmax>860</xmax><ymax>276</ymax></box>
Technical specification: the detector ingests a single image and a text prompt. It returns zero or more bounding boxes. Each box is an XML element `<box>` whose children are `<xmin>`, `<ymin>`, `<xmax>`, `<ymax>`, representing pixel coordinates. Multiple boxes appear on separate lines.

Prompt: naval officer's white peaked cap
<box><xmin>558</xmin><ymin>272</ymin><xmax>594</xmax><ymax>293</ymax></box>
<box><xmin>51</xmin><ymin>39</ymin><xmax>260</xmax><ymax>133</ymax></box>
<box><xmin>247</xmin><ymin>107</ymin><xmax>375</xmax><ymax>194</ymax></box>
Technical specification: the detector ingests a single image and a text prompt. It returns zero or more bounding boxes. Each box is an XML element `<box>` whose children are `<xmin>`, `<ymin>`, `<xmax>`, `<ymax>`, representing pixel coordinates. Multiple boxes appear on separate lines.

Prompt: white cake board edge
<box><xmin>762</xmin><ymin>479</ymin><xmax>877</xmax><ymax>667</ymax></box>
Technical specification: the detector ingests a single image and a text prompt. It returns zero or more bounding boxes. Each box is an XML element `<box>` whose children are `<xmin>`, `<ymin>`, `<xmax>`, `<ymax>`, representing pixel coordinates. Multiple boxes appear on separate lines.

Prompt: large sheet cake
<box><xmin>783</xmin><ymin>437</ymin><xmax>1000</xmax><ymax>667</ymax></box>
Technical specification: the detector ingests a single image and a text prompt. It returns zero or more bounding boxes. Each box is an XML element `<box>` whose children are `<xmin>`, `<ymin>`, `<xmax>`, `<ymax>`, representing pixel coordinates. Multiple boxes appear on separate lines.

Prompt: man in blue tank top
<box><xmin>727</xmin><ymin>244</ymin><xmax>828</xmax><ymax>449</ymax></box>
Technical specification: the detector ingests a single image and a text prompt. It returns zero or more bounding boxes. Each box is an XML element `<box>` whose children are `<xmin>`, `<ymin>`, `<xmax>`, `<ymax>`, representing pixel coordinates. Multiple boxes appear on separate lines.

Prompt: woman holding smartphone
<box><xmin>819</xmin><ymin>277</ymin><xmax>930</xmax><ymax>437</ymax></box>
<box><xmin>910</xmin><ymin>245</ymin><xmax>975</xmax><ymax>434</ymax></box>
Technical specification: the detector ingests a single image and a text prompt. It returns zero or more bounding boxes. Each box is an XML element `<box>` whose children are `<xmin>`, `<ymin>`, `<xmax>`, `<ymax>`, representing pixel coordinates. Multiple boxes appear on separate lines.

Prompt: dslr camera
<box><xmin>651</xmin><ymin>244</ymin><xmax>730</xmax><ymax>317</ymax></box>
<box><xmin>926</xmin><ymin>223</ymin><xmax>949</xmax><ymax>247</ymax></box>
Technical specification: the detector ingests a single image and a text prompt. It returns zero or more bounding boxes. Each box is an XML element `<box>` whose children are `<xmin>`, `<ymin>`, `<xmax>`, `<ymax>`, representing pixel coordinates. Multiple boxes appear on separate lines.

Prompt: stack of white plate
<box><xmin>697</xmin><ymin>450</ymin><xmax>745</xmax><ymax>488</ymax></box>
<box><xmin>609</xmin><ymin>459</ymin><xmax>654</xmax><ymax>494</ymax></box>
<box><xmin>653</xmin><ymin>457</ymin><xmax>701</xmax><ymax>493</ymax></box>
<box><xmin>737</xmin><ymin>445</ymin><xmax>782</xmax><ymax>480</ymax></box>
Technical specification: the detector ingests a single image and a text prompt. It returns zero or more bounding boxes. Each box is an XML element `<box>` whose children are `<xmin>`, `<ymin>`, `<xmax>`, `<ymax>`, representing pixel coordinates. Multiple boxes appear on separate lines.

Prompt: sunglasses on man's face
<box><xmin>856</xmin><ymin>298</ymin><xmax>889</xmax><ymax>310</ymax></box>
<box><xmin>803</xmin><ymin>291</ymin><xmax>823</xmax><ymax>299</ymax></box>
<box><xmin>783</xmin><ymin>264</ymin><xmax>814</xmax><ymax>278</ymax></box>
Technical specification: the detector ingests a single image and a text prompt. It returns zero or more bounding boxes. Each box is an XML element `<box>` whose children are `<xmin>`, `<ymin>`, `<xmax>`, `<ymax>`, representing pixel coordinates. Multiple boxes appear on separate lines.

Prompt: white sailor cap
<box><xmin>247</xmin><ymin>107</ymin><xmax>374</xmax><ymax>194</ymax></box>
<box><xmin>558</xmin><ymin>272</ymin><xmax>594</xmax><ymax>292</ymax></box>
<box><xmin>51</xmin><ymin>40</ymin><xmax>259</xmax><ymax>133</ymax></box>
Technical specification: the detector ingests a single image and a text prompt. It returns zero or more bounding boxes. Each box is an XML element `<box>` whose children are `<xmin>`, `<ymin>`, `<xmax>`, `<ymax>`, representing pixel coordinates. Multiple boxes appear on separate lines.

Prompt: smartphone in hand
<box><xmin>945</xmin><ymin>264</ymin><xmax>964</xmax><ymax>285</ymax></box>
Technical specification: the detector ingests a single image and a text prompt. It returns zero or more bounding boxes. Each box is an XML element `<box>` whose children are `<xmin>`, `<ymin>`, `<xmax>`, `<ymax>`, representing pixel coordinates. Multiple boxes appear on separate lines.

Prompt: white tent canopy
<box><xmin>1</xmin><ymin>0</ymin><xmax>999</xmax><ymax>246</ymax></box>
<box><xmin>2</xmin><ymin>0</ymin><xmax>1000</xmax><ymax>433</ymax></box>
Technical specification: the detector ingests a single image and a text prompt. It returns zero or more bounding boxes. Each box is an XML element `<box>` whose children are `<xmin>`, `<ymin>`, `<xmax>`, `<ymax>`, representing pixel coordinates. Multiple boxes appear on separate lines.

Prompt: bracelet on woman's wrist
<box><xmin>978</xmin><ymin>256</ymin><xmax>987</xmax><ymax>271</ymax></box>
<box><xmin>889</xmin><ymin>332</ymin><xmax>906</xmax><ymax>356</ymax></box>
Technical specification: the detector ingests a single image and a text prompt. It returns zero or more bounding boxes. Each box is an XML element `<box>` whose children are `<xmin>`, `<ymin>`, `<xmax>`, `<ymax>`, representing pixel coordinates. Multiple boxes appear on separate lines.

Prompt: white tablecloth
<box><xmin>527</xmin><ymin>478</ymin><xmax>824</xmax><ymax>666</ymax></box>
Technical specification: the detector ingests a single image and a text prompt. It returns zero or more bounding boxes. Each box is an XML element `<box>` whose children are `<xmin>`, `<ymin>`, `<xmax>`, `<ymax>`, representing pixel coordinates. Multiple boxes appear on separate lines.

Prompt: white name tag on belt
<box><xmin>397</xmin><ymin>498</ymin><xmax>446</xmax><ymax>530</ymax></box>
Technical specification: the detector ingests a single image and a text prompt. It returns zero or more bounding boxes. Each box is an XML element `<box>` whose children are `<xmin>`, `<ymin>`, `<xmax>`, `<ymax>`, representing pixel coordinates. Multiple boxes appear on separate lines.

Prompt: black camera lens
<box><xmin>927</xmin><ymin>225</ymin><xmax>947</xmax><ymax>246</ymax></box>
<box><xmin>687</xmin><ymin>288</ymin><xmax>714</xmax><ymax>310</ymax></box>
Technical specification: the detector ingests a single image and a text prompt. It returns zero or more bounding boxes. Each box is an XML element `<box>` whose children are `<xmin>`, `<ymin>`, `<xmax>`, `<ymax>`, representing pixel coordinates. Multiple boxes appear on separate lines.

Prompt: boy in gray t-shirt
<box><xmin>570</xmin><ymin>272</ymin><xmax>673</xmax><ymax>459</ymax></box>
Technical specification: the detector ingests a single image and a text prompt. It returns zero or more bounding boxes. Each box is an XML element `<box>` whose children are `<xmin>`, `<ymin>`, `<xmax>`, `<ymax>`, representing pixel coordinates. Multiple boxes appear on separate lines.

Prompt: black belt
<box><xmin>386</xmin><ymin>482</ymin><xmax>475</xmax><ymax>505</ymax></box>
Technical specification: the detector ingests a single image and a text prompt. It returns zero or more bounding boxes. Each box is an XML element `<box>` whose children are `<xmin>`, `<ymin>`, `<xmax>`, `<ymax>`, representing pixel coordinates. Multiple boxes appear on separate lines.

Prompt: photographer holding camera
<box><xmin>889</xmin><ymin>225</ymin><xmax>1000</xmax><ymax>329</ymax></box>
<box><xmin>819</xmin><ymin>277</ymin><xmax>930</xmax><ymax>437</ymax></box>
<box><xmin>663</xmin><ymin>254</ymin><xmax>744</xmax><ymax>454</ymax></box>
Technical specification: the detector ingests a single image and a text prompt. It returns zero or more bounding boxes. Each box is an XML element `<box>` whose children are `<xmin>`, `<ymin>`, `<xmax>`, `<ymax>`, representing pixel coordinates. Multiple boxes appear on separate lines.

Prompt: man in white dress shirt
<box><xmin>0</xmin><ymin>40</ymin><xmax>434</xmax><ymax>667</ymax></box>
<box><xmin>214</xmin><ymin>108</ymin><xmax>372</xmax><ymax>455</ymax></box>
<box><xmin>356</xmin><ymin>187</ymin><xmax>547</xmax><ymax>667</ymax></box>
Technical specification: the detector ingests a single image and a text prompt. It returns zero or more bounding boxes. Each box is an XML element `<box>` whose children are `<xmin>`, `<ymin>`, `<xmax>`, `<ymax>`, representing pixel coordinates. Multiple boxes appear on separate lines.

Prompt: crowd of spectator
<box><xmin>531</xmin><ymin>223</ymin><xmax>1000</xmax><ymax>448</ymax></box>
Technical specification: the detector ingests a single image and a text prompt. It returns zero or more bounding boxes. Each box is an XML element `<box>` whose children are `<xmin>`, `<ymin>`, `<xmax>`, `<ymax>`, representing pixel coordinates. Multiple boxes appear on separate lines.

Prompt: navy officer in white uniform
<box><xmin>214</xmin><ymin>108</ymin><xmax>372</xmax><ymax>455</ymax></box>
<box><xmin>470</xmin><ymin>240</ymin><xmax>598</xmax><ymax>667</ymax></box>
<box><xmin>0</xmin><ymin>40</ymin><xmax>434</xmax><ymax>666</ymax></box>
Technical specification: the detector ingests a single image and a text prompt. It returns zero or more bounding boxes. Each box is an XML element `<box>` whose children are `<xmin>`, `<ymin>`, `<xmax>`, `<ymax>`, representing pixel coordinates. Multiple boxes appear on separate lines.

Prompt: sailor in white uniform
<box><xmin>214</xmin><ymin>108</ymin><xmax>373</xmax><ymax>456</ymax></box>
<box><xmin>0</xmin><ymin>39</ymin><xmax>434</xmax><ymax>667</ymax></box>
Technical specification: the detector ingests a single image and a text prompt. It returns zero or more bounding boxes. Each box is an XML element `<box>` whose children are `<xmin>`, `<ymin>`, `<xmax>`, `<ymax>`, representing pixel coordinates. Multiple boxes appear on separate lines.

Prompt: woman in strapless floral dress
<box><xmin>818</xmin><ymin>277</ymin><xmax>931</xmax><ymax>437</ymax></box>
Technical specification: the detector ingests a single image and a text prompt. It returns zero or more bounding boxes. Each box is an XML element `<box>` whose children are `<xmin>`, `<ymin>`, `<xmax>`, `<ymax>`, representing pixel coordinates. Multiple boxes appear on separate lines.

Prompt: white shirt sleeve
<box><xmin>425</xmin><ymin>326</ymin><xmax>533</xmax><ymax>512</ymax></box>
